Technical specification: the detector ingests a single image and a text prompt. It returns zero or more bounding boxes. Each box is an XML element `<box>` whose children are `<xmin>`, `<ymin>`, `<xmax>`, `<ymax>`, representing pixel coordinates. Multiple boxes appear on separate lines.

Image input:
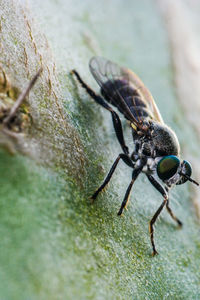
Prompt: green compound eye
<box><xmin>157</xmin><ymin>155</ymin><xmax>180</xmax><ymax>181</ymax></box>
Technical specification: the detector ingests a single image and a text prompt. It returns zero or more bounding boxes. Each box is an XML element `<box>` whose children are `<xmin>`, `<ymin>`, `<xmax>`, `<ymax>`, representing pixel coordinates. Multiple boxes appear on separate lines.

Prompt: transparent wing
<box><xmin>89</xmin><ymin>57</ymin><xmax>164</xmax><ymax>130</ymax></box>
<box><xmin>122</xmin><ymin>67</ymin><xmax>164</xmax><ymax>124</ymax></box>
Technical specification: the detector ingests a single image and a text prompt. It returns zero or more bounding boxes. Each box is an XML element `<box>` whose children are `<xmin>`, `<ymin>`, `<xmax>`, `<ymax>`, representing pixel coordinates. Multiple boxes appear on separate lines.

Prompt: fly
<box><xmin>71</xmin><ymin>57</ymin><xmax>199</xmax><ymax>256</ymax></box>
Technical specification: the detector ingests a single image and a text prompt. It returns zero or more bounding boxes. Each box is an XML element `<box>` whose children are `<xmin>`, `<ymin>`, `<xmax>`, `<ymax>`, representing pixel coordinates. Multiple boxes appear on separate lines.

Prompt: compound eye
<box><xmin>157</xmin><ymin>155</ymin><xmax>180</xmax><ymax>181</ymax></box>
<box><xmin>183</xmin><ymin>160</ymin><xmax>192</xmax><ymax>177</ymax></box>
<box><xmin>176</xmin><ymin>160</ymin><xmax>192</xmax><ymax>185</ymax></box>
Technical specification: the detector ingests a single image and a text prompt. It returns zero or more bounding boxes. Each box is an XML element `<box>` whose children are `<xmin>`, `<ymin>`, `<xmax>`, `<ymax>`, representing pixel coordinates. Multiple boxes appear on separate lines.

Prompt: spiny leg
<box><xmin>149</xmin><ymin>196</ymin><xmax>168</xmax><ymax>256</ymax></box>
<box><xmin>92</xmin><ymin>153</ymin><xmax>135</xmax><ymax>201</ymax></box>
<box><xmin>71</xmin><ymin>69</ymin><xmax>129</xmax><ymax>155</ymax></box>
<box><xmin>118</xmin><ymin>167</ymin><xmax>142</xmax><ymax>216</ymax></box>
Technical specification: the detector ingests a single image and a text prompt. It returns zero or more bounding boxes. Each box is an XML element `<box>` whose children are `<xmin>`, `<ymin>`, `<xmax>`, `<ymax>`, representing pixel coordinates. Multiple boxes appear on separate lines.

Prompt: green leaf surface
<box><xmin>0</xmin><ymin>0</ymin><xmax>200</xmax><ymax>299</ymax></box>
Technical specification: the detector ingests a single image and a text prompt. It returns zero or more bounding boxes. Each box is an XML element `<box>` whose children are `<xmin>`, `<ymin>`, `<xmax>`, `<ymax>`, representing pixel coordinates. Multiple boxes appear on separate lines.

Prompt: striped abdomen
<box><xmin>100</xmin><ymin>79</ymin><xmax>153</xmax><ymax>122</ymax></box>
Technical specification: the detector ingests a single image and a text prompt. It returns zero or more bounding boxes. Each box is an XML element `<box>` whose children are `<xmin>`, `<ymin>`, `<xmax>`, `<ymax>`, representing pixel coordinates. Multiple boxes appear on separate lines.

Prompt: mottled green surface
<box><xmin>0</xmin><ymin>0</ymin><xmax>200</xmax><ymax>299</ymax></box>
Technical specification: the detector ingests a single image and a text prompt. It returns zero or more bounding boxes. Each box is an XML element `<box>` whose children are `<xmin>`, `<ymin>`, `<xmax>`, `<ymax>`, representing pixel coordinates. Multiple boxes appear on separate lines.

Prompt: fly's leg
<box><xmin>149</xmin><ymin>196</ymin><xmax>168</xmax><ymax>256</ymax></box>
<box><xmin>117</xmin><ymin>168</ymin><xmax>142</xmax><ymax>216</ymax></box>
<box><xmin>147</xmin><ymin>175</ymin><xmax>182</xmax><ymax>255</ymax></box>
<box><xmin>92</xmin><ymin>155</ymin><xmax>120</xmax><ymax>201</ymax></box>
<box><xmin>166</xmin><ymin>201</ymin><xmax>182</xmax><ymax>227</ymax></box>
<box><xmin>71</xmin><ymin>70</ymin><xmax>129</xmax><ymax>155</ymax></box>
<box><xmin>147</xmin><ymin>175</ymin><xmax>169</xmax><ymax>255</ymax></box>
<box><xmin>148</xmin><ymin>176</ymin><xmax>182</xmax><ymax>226</ymax></box>
<box><xmin>111</xmin><ymin>111</ymin><xmax>129</xmax><ymax>155</ymax></box>
<box><xmin>165</xmin><ymin>186</ymin><xmax>182</xmax><ymax>227</ymax></box>
<box><xmin>92</xmin><ymin>153</ymin><xmax>135</xmax><ymax>201</ymax></box>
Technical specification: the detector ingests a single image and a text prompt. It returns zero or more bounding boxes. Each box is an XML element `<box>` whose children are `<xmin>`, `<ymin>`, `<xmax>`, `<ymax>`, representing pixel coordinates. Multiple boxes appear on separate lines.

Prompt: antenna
<box><xmin>182</xmin><ymin>173</ymin><xmax>199</xmax><ymax>186</ymax></box>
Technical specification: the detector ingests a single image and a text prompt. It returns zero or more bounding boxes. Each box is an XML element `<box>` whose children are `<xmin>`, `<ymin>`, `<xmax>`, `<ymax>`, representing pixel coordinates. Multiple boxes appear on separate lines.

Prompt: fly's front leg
<box><xmin>165</xmin><ymin>186</ymin><xmax>182</xmax><ymax>227</ymax></box>
<box><xmin>91</xmin><ymin>154</ymin><xmax>134</xmax><ymax>201</ymax></box>
<box><xmin>71</xmin><ymin>70</ymin><xmax>129</xmax><ymax>155</ymax></box>
<box><xmin>149</xmin><ymin>177</ymin><xmax>182</xmax><ymax>227</ymax></box>
<box><xmin>147</xmin><ymin>175</ymin><xmax>182</xmax><ymax>255</ymax></box>
<box><xmin>147</xmin><ymin>175</ymin><xmax>169</xmax><ymax>255</ymax></box>
<box><xmin>149</xmin><ymin>196</ymin><xmax>168</xmax><ymax>256</ymax></box>
<box><xmin>166</xmin><ymin>201</ymin><xmax>182</xmax><ymax>227</ymax></box>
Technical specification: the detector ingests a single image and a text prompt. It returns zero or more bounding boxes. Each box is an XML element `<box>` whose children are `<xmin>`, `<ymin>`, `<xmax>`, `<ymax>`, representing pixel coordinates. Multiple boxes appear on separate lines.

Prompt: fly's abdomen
<box><xmin>100</xmin><ymin>79</ymin><xmax>153</xmax><ymax>122</ymax></box>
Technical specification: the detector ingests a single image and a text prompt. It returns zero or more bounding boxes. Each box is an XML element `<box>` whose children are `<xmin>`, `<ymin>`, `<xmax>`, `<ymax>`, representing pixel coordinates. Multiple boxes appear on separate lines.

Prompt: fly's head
<box><xmin>156</xmin><ymin>155</ymin><xmax>199</xmax><ymax>187</ymax></box>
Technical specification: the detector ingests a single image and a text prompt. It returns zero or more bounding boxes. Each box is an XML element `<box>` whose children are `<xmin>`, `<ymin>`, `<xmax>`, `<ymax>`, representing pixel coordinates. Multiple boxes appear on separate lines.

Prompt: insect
<box><xmin>71</xmin><ymin>57</ymin><xmax>199</xmax><ymax>256</ymax></box>
<box><xmin>0</xmin><ymin>67</ymin><xmax>42</xmax><ymax>154</ymax></box>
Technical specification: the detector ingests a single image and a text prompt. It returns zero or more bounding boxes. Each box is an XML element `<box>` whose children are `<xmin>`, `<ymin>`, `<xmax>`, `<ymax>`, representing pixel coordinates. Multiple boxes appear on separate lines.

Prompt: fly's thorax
<box><xmin>150</xmin><ymin>121</ymin><xmax>180</xmax><ymax>157</ymax></box>
<box><xmin>142</xmin><ymin>157</ymin><xmax>157</xmax><ymax>174</ymax></box>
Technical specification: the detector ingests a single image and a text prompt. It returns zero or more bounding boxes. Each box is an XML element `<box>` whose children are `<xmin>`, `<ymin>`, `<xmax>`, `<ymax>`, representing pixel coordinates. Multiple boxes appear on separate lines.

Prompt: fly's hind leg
<box><xmin>71</xmin><ymin>70</ymin><xmax>129</xmax><ymax>155</ymax></box>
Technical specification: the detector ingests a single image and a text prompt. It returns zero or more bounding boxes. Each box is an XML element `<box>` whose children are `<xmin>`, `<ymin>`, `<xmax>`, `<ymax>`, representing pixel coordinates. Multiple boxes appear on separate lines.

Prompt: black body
<box><xmin>102</xmin><ymin>78</ymin><xmax>180</xmax><ymax>157</ymax></box>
